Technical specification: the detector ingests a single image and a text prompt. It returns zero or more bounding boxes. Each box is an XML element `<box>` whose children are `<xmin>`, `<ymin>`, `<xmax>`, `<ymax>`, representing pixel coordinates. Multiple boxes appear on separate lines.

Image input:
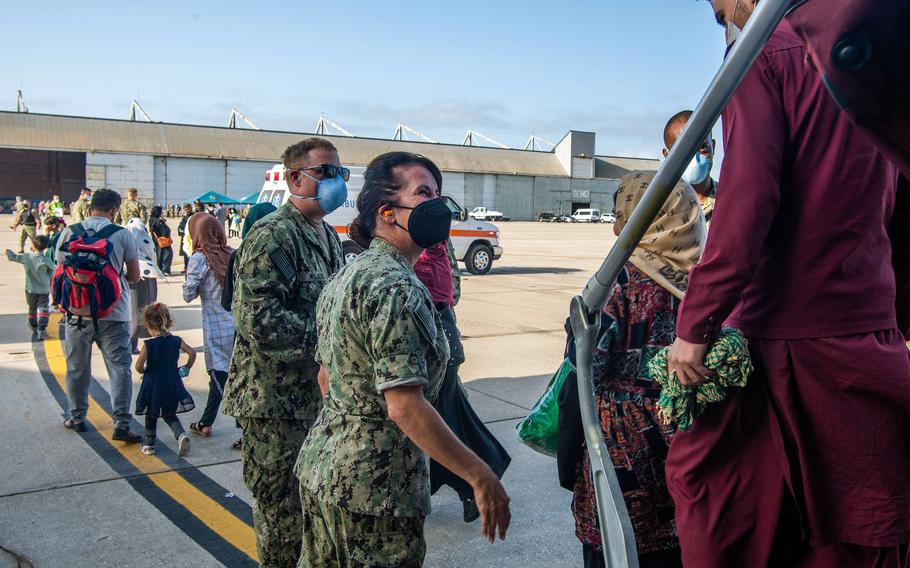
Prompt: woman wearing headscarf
<box><xmin>126</xmin><ymin>218</ymin><xmax>164</xmax><ymax>354</ymax></box>
<box><xmin>182</xmin><ymin>213</ymin><xmax>235</xmax><ymax>440</ymax></box>
<box><xmin>149</xmin><ymin>205</ymin><xmax>173</xmax><ymax>276</ymax></box>
<box><xmin>561</xmin><ymin>171</ymin><xmax>706</xmax><ymax>568</ymax></box>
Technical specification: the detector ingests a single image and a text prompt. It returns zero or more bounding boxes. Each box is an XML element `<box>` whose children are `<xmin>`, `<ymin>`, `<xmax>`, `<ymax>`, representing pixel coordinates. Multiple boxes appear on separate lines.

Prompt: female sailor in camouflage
<box><xmin>295</xmin><ymin>152</ymin><xmax>511</xmax><ymax>567</ymax></box>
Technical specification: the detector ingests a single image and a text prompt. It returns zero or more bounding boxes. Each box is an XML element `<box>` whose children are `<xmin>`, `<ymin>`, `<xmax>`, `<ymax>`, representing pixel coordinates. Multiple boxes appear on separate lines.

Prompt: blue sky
<box><xmin>2</xmin><ymin>0</ymin><xmax>728</xmax><ymax>160</ymax></box>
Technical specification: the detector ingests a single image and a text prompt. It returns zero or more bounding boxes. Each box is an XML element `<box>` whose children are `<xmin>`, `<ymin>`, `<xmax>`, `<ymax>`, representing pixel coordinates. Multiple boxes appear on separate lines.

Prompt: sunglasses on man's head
<box><xmin>289</xmin><ymin>164</ymin><xmax>351</xmax><ymax>183</ymax></box>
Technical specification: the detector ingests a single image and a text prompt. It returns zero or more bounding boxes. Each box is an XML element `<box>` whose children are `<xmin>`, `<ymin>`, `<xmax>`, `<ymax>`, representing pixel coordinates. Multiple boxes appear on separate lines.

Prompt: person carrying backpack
<box><xmin>54</xmin><ymin>188</ymin><xmax>142</xmax><ymax>443</ymax></box>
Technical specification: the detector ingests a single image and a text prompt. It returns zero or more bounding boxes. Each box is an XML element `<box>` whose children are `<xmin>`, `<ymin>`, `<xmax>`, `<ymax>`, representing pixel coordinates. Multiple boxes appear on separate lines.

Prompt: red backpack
<box><xmin>52</xmin><ymin>223</ymin><xmax>124</xmax><ymax>330</ymax></box>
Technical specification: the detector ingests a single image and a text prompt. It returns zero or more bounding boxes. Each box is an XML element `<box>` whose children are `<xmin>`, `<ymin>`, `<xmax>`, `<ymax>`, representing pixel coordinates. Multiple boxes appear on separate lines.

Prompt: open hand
<box><xmin>667</xmin><ymin>337</ymin><xmax>712</xmax><ymax>386</ymax></box>
<box><xmin>472</xmin><ymin>469</ymin><xmax>511</xmax><ymax>543</ymax></box>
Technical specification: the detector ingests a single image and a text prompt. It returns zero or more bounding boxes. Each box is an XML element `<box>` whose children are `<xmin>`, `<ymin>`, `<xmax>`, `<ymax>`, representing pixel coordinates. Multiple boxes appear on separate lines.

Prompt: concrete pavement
<box><xmin>0</xmin><ymin>217</ymin><xmax>618</xmax><ymax>567</ymax></box>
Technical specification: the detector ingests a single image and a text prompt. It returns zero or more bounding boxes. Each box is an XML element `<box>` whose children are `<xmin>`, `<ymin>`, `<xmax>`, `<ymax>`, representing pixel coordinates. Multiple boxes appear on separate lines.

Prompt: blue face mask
<box><xmin>683</xmin><ymin>152</ymin><xmax>713</xmax><ymax>186</ymax></box>
<box><xmin>294</xmin><ymin>171</ymin><xmax>349</xmax><ymax>214</ymax></box>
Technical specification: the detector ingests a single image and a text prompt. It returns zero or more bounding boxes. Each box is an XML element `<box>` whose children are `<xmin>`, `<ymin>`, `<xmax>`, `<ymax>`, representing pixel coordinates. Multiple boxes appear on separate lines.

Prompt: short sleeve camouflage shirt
<box><xmin>115</xmin><ymin>199</ymin><xmax>148</xmax><ymax>225</ymax></box>
<box><xmin>222</xmin><ymin>201</ymin><xmax>344</xmax><ymax>419</ymax></box>
<box><xmin>295</xmin><ymin>238</ymin><xmax>450</xmax><ymax>517</ymax></box>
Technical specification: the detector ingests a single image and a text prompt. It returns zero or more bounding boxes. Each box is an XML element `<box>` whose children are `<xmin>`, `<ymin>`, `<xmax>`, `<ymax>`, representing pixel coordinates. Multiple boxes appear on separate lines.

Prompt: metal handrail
<box><xmin>570</xmin><ymin>1</ymin><xmax>794</xmax><ymax>565</ymax></box>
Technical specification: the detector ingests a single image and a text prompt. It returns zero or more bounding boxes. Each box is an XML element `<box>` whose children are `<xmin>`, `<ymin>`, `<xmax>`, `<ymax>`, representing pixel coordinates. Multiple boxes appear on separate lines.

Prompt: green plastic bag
<box><xmin>515</xmin><ymin>358</ymin><xmax>573</xmax><ymax>457</ymax></box>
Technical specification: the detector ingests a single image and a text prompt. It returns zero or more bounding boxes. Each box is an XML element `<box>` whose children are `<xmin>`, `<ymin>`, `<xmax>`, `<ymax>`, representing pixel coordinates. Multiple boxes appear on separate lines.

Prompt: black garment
<box><xmin>221</xmin><ymin>250</ymin><xmax>237</xmax><ymax>311</ymax></box>
<box><xmin>26</xmin><ymin>292</ymin><xmax>49</xmax><ymax>331</ymax></box>
<box><xmin>429</xmin><ymin>304</ymin><xmax>511</xmax><ymax>500</ymax></box>
<box><xmin>22</xmin><ymin>209</ymin><xmax>37</xmax><ymax>226</ymax></box>
<box><xmin>135</xmin><ymin>335</ymin><xmax>194</xmax><ymax>418</ymax></box>
<box><xmin>144</xmin><ymin>413</ymin><xmax>186</xmax><ymax>447</ymax></box>
<box><xmin>582</xmin><ymin>543</ymin><xmax>682</xmax><ymax>568</ymax></box>
<box><xmin>157</xmin><ymin>245</ymin><xmax>173</xmax><ymax>275</ymax></box>
<box><xmin>150</xmin><ymin>216</ymin><xmax>173</xmax><ymax>274</ymax></box>
<box><xmin>199</xmin><ymin>370</ymin><xmax>228</xmax><ymax>427</ymax></box>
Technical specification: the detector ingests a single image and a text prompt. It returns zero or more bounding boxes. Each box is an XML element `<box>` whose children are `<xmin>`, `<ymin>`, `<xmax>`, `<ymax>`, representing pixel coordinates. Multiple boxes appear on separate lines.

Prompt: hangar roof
<box><xmin>0</xmin><ymin>111</ymin><xmax>657</xmax><ymax>178</ymax></box>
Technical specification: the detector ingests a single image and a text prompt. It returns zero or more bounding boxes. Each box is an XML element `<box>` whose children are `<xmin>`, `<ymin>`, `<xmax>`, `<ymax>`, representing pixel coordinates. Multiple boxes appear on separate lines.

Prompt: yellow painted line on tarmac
<box><xmin>44</xmin><ymin>314</ymin><xmax>258</xmax><ymax>561</ymax></box>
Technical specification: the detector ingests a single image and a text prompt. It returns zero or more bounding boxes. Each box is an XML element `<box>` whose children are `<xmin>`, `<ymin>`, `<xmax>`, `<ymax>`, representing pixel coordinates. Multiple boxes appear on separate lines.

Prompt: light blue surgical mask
<box><xmin>293</xmin><ymin>171</ymin><xmax>349</xmax><ymax>214</ymax></box>
<box><xmin>683</xmin><ymin>153</ymin><xmax>713</xmax><ymax>186</ymax></box>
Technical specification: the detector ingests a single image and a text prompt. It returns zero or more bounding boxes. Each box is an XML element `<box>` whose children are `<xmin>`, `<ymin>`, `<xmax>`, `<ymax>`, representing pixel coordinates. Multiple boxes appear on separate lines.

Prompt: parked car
<box><xmin>469</xmin><ymin>206</ymin><xmax>509</xmax><ymax>221</ymax></box>
<box><xmin>571</xmin><ymin>208</ymin><xmax>602</xmax><ymax>223</ymax></box>
<box><xmin>537</xmin><ymin>212</ymin><xmax>557</xmax><ymax>222</ymax></box>
<box><xmin>600</xmin><ymin>212</ymin><xmax>616</xmax><ymax>223</ymax></box>
<box><xmin>553</xmin><ymin>214</ymin><xmax>575</xmax><ymax>223</ymax></box>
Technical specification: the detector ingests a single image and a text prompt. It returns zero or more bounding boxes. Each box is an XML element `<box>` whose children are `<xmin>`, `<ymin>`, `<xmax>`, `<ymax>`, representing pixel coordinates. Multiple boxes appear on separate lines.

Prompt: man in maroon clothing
<box><xmin>665</xmin><ymin>1</ymin><xmax>910</xmax><ymax>566</ymax></box>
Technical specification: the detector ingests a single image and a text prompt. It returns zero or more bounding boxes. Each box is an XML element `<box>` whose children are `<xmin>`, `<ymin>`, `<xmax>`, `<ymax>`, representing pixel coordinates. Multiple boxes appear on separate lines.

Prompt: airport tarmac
<box><xmin>0</xmin><ymin>217</ymin><xmax>618</xmax><ymax>568</ymax></box>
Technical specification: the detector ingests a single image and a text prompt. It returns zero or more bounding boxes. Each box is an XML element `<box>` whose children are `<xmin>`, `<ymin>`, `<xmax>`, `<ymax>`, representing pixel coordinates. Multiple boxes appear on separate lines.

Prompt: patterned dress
<box><xmin>572</xmin><ymin>263</ymin><xmax>680</xmax><ymax>556</ymax></box>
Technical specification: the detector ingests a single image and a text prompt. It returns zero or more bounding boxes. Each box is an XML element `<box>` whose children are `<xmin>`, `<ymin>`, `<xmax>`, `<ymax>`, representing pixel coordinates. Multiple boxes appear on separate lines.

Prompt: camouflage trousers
<box><xmin>237</xmin><ymin>417</ymin><xmax>313</xmax><ymax>568</ymax></box>
<box><xmin>18</xmin><ymin>225</ymin><xmax>36</xmax><ymax>252</ymax></box>
<box><xmin>298</xmin><ymin>487</ymin><xmax>425</xmax><ymax>568</ymax></box>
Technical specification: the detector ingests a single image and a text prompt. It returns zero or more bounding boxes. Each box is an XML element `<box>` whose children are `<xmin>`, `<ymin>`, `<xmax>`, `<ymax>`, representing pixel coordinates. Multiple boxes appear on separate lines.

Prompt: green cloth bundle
<box><xmin>647</xmin><ymin>328</ymin><xmax>753</xmax><ymax>431</ymax></box>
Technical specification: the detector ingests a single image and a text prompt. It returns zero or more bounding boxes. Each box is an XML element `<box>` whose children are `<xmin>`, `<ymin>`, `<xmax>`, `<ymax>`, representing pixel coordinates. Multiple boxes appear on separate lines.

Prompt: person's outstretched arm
<box><xmin>385</xmin><ymin>386</ymin><xmax>511</xmax><ymax>543</ymax></box>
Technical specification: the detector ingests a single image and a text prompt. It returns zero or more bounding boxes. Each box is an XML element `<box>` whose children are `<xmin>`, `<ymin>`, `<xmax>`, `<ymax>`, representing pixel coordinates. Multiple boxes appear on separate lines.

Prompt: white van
<box><xmin>571</xmin><ymin>208</ymin><xmax>602</xmax><ymax>223</ymax></box>
<box><xmin>257</xmin><ymin>164</ymin><xmax>503</xmax><ymax>275</ymax></box>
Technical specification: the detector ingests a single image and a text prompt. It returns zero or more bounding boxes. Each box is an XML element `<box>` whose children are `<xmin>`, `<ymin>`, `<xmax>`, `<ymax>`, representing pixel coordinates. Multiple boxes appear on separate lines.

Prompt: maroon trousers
<box><xmin>666</xmin><ymin>330</ymin><xmax>910</xmax><ymax>567</ymax></box>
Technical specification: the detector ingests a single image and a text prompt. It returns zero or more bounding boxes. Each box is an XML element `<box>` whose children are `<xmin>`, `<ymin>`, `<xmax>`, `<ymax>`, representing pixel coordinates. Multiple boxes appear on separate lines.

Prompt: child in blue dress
<box><xmin>134</xmin><ymin>303</ymin><xmax>197</xmax><ymax>456</ymax></box>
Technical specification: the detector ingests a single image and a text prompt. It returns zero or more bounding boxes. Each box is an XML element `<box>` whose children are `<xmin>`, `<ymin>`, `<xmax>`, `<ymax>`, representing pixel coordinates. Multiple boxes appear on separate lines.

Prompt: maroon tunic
<box><xmin>668</xmin><ymin>19</ymin><xmax>910</xmax><ymax>565</ymax></box>
<box><xmin>413</xmin><ymin>241</ymin><xmax>454</xmax><ymax>307</ymax></box>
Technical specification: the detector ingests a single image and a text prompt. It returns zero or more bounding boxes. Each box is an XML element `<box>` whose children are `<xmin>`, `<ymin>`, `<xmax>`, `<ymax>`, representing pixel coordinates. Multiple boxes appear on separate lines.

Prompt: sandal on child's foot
<box><xmin>177</xmin><ymin>433</ymin><xmax>191</xmax><ymax>457</ymax></box>
<box><xmin>63</xmin><ymin>418</ymin><xmax>87</xmax><ymax>432</ymax></box>
<box><xmin>141</xmin><ymin>445</ymin><xmax>156</xmax><ymax>455</ymax></box>
<box><xmin>189</xmin><ymin>422</ymin><xmax>212</xmax><ymax>437</ymax></box>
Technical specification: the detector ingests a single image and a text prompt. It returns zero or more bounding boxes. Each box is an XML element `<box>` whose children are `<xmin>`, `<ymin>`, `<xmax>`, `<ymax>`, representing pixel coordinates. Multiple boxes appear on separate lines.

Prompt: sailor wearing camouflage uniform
<box><xmin>114</xmin><ymin>187</ymin><xmax>149</xmax><ymax>225</ymax></box>
<box><xmin>295</xmin><ymin>152</ymin><xmax>511</xmax><ymax>567</ymax></box>
<box><xmin>222</xmin><ymin>138</ymin><xmax>346</xmax><ymax>568</ymax></box>
<box><xmin>71</xmin><ymin>188</ymin><xmax>92</xmax><ymax>223</ymax></box>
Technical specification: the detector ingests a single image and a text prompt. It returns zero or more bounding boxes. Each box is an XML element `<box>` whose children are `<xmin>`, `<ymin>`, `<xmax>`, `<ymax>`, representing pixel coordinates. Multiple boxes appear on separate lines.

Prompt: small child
<box><xmin>6</xmin><ymin>235</ymin><xmax>55</xmax><ymax>339</ymax></box>
<box><xmin>134</xmin><ymin>303</ymin><xmax>197</xmax><ymax>456</ymax></box>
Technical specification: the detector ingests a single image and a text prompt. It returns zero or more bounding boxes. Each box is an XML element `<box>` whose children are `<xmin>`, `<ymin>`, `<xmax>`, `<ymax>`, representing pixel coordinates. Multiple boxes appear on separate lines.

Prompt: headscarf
<box><xmin>613</xmin><ymin>170</ymin><xmax>707</xmax><ymax>299</ymax></box>
<box><xmin>187</xmin><ymin>212</ymin><xmax>234</xmax><ymax>285</ymax></box>
<box><xmin>126</xmin><ymin>218</ymin><xmax>165</xmax><ymax>279</ymax></box>
<box><xmin>241</xmin><ymin>202</ymin><xmax>277</xmax><ymax>239</ymax></box>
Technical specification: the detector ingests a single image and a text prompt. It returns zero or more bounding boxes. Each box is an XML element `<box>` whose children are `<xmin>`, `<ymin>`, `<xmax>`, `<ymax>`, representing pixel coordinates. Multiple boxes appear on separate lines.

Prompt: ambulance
<box><xmin>256</xmin><ymin>164</ymin><xmax>503</xmax><ymax>275</ymax></box>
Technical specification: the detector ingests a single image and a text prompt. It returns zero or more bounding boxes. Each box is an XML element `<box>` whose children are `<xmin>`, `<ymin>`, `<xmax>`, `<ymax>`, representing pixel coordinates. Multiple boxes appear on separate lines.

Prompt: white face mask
<box><xmin>725</xmin><ymin>0</ymin><xmax>743</xmax><ymax>47</ymax></box>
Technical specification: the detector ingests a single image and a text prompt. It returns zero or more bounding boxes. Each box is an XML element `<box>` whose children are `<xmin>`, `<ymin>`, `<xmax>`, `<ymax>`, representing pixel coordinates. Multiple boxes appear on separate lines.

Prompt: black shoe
<box><xmin>112</xmin><ymin>428</ymin><xmax>142</xmax><ymax>443</ymax></box>
<box><xmin>64</xmin><ymin>418</ymin><xmax>87</xmax><ymax>432</ymax></box>
<box><xmin>462</xmin><ymin>498</ymin><xmax>480</xmax><ymax>523</ymax></box>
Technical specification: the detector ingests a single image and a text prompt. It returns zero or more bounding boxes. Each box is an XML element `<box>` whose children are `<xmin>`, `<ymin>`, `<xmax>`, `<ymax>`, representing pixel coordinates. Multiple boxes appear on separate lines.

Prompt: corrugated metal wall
<box><xmin>441</xmin><ymin>172</ymin><xmax>465</xmax><ymax>206</ymax></box>
<box><xmin>150</xmin><ymin>157</ymin><xmax>274</xmax><ymax>205</ymax></box>
<box><xmin>77</xmin><ymin>152</ymin><xmax>617</xmax><ymax>220</ymax></box>
<box><xmin>494</xmin><ymin>175</ymin><xmax>534</xmax><ymax>220</ymax></box>
<box><xmin>85</xmin><ymin>152</ymin><xmax>154</xmax><ymax>198</ymax></box>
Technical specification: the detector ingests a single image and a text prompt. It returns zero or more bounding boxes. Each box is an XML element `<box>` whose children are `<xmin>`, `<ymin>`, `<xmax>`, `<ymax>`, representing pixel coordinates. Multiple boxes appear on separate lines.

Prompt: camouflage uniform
<box><xmin>114</xmin><ymin>198</ymin><xmax>148</xmax><ymax>225</ymax></box>
<box><xmin>294</xmin><ymin>239</ymin><xmax>450</xmax><ymax>567</ymax></box>
<box><xmin>223</xmin><ymin>201</ymin><xmax>343</xmax><ymax>568</ymax></box>
<box><xmin>13</xmin><ymin>206</ymin><xmax>39</xmax><ymax>252</ymax></box>
<box><xmin>71</xmin><ymin>198</ymin><xmax>91</xmax><ymax>223</ymax></box>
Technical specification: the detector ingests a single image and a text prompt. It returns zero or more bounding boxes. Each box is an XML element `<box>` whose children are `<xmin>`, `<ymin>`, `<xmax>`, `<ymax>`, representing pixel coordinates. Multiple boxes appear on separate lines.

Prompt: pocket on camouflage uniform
<box><xmin>346</xmin><ymin>514</ymin><xmax>425</xmax><ymax>568</ymax></box>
